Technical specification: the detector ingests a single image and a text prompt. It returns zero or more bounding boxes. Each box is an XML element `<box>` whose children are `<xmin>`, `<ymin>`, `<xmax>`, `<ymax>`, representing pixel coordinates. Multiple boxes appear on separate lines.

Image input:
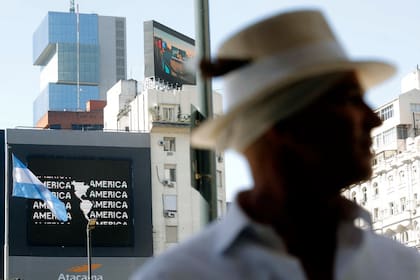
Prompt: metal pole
<box><xmin>194</xmin><ymin>0</ymin><xmax>218</xmax><ymax>222</ymax></box>
<box><xmin>194</xmin><ymin>0</ymin><xmax>212</xmax><ymax>116</ymax></box>
<box><xmin>3</xmin><ymin>132</ymin><xmax>9</xmax><ymax>280</ymax></box>
<box><xmin>86</xmin><ymin>219</ymin><xmax>96</xmax><ymax>280</ymax></box>
<box><xmin>76</xmin><ymin>4</ymin><xmax>80</xmax><ymax>111</ymax></box>
<box><xmin>86</xmin><ymin>226</ymin><xmax>91</xmax><ymax>280</ymax></box>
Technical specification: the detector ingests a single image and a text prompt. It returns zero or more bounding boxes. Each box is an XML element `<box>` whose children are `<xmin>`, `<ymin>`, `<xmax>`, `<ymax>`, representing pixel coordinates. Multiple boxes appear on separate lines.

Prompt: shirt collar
<box><xmin>214</xmin><ymin>200</ymin><xmax>251</xmax><ymax>254</ymax></box>
<box><xmin>214</xmin><ymin>198</ymin><xmax>372</xmax><ymax>255</ymax></box>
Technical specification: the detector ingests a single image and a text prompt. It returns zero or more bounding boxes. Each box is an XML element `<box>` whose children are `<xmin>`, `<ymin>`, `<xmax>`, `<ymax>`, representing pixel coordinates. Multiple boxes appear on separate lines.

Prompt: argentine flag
<box><xmin>12</xmin><ymin>155</ymin><xmax>68</xmax><ymax>222</ymax></box>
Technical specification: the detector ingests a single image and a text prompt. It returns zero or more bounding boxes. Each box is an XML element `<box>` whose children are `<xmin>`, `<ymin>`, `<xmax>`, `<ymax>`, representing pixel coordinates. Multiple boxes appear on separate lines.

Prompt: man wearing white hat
<box><xmin>131</xmin><ymin>9</ymin><xmax>420</xmax><ymax>280</ymax></box>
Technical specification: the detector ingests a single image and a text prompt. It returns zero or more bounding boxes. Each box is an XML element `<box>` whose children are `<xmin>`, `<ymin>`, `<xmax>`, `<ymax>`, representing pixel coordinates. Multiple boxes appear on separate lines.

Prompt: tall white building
<box><xmin>343</xmin><ymin>68</ymin><xmax>420</xmax><ymax>250</ymax></box>
<box><xmin>104</xmin><ymin>79</ymin><xmax>226</xmax><ymax>255</ymax></box>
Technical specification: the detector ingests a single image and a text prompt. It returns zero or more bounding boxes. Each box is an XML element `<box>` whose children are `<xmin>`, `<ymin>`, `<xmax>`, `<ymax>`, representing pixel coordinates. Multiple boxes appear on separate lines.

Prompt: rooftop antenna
<box><xmin>76</xmin><ymin>3</ymin><xmax>81</xmax><ymax>111</ymax></box>
<box><xmin>70</xmin><ymin>0</ymin><xmax>75</xmax><ymax>13</ymax></box>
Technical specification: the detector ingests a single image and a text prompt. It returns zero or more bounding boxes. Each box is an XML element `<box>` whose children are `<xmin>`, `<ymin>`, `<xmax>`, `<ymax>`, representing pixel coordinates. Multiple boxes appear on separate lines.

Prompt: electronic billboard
<box><xmin>26</xmin><ymin>157</ymin><xmax>133</xmax><ymax>246</ymax></box>
<box><xmin>144</xmin><ymin>20</ymin><xmax>196</xmax><ymax>86</ymax></box>
<box><xmin>7</xmin><ymin>129</ymin><xmax>153</xmax><ymax>262</ymax></box>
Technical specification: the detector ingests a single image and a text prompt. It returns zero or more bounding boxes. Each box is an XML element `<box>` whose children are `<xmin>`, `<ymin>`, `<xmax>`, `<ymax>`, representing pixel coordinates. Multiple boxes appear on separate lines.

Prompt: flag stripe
<box><xmin>12</xmin><ymin>155</ymin><xmax>68</xmax><ymax>222</ymax></box>
<box><xmin>12</xmin><ymin>182</ymin><xmax>43</xmax><ymax>200</ymax></box>
<box><xmin>14</xmin><ymin>167</ymin><xmax>44</xmax><ymax>185</ymax></box>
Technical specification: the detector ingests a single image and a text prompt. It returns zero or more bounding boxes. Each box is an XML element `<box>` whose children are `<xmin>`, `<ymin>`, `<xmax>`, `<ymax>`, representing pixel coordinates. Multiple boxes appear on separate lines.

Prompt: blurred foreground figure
<box><xmin>131</xmin><ymin>9</ymin><xmax>420</xmax><ymax>280</ymax></box>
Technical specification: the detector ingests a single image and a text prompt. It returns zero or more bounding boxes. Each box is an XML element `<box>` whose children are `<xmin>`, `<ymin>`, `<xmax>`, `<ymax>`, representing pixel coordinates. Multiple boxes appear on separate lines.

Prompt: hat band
<box><xmin>223</xmin><ymin>40</ymin><xmax>348</xmax><ymax>111</ymax></box>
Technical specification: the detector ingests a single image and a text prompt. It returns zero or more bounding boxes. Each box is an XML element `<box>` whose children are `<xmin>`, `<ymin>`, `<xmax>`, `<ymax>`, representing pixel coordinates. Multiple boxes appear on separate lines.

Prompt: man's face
<box><xmin>276</xmin><ymin>73</ymin><xmax>382</xmax><ymax>195</ymax></box>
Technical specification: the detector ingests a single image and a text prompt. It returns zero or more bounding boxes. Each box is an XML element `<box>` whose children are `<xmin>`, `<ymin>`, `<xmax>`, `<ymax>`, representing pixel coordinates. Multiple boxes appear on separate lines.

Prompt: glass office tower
<box><xmin>32</xmin><ymin>11</ymin><xmax>126</xmax><ymax>125</ymax></box>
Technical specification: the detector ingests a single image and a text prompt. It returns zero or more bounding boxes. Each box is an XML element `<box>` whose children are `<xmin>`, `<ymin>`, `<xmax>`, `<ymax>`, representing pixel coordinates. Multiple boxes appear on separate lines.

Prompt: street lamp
<box><xmin>86</xmin><ymin>218</ymin><xmax>96</xmax><ymax>280</ymax></box>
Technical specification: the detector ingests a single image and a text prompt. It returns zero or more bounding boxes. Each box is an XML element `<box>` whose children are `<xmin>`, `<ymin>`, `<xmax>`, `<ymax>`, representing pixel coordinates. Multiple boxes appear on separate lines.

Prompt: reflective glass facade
<box><xmin>33</xmin><ymin>84</ymin><xmax>99</xmax><ymax>123</ymax></box>
<box><xmin>32</xmin><ymin>12</ymin><xmax>100</xmax><ymax>125</ymax></box>
<box><xmin>57</xmin><ymin>43</ymin><xmax>99</xmax><ymax>83</ymax></box>
<box><xmin>33</xmin><ymin>12</ymin><xmax>99</xmax><ymax>65</ymax></box>
<box><xmin>32</xmin><ymin>11</ymin><xmax>126</xmax><ymax>125</ymax></box>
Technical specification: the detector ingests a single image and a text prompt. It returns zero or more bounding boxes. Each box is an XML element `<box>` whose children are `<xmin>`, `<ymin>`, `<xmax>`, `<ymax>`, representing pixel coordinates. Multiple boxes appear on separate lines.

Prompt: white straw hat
<box><xmin>191</xmin><ymin>9</ymin><xmax>395</xmax><ymax>151</ymax></box>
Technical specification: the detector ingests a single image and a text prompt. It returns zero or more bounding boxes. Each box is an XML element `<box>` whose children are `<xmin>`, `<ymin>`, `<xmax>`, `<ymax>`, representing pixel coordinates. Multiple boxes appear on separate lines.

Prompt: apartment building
<box><xmin>104</xmin><ymin>79</ymin><xmax>227</xmax><ymax>254</ymax></box>
<box><xmin>343</xmin><ymin>68</ymin><xmax>420</xmax><ymax>250</ymax></box>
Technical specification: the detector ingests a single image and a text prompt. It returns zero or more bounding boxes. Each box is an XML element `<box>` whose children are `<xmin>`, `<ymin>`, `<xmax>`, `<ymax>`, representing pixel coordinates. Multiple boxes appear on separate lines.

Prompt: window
<box><xmin>382</xmin><ymin>128</ymin><xmax>396</xmax><ymax>146</ymax></box>
<box><xmin>71</xmin><ymin>124</ymin><xmax>103</xmax><ymax>131</ymax></box>
<box><xmin>373</xmin><ymin>208</ymin><xmax>379</xmax><ymax>221</ymax></box>
<box><xmin>161</xmin><ymin>104</ymin><xmax>176</xmax><ymax>121</ymax></box>
<box><xmin>116</xmin><ymin>30</ymin><xmax>125</xmax><ymax>37</ymax></box>
<box><xmin>410</xmin><ymin>103</ymin><xmax>420</xmax><ymax>112</ymax></box>
<box><xmin>399</xmin><ymin>170</ymin><xmax>405</xmax><ymax>179</ymax></box>
<box><xmin>165</xmin><ymin>226</ymin><xmax>178</xmax><ymax>243</ymax></box>
<box><xmin>402</xmin><ymin>232</ymin><xmax>409</xmax><ymax>243</ymax></box>
<box><xmin>389</xmin><ymin>202</ymin><xmax>394</xmax><ymax>215</ymax></box>
<box><xmin>362</xmin><ymin>187</ymin><xmax>367</xmax><ymax>203</ymax></box>
<box><xmin>116</xmin><ymin>57</ymin><xmax>125</xmax><ymax>66</ymax></box>
<box><xmin>412</xmin><ymin>165</ymin><xmax>417</xmax><ymax>181</ymax></box>
<box><xmin>397</xmin><ymin>125</ymin><xmax>408</xmax><ymax>139</ymax></box>
<box><xmin>116</xmin><ymin>39</ymin><xmax>125</xmax><ymax>48</ymax></box>
<box><xmin>163</xmin><ymin>194</ymin><xmax>177</xmax><ymax>215</ymax></box>
<box><xmin>216</xmin><ymin>170</ymin><xmax>223</xmax><ymax>188</ymax></box>
<box><xmin>374</xmin><ymin>134</ymin><xmax>381</xmax><ymax>148</ymax></box>
<box><xmin>49</xmin><ymin>124</ymin><xmax>61</xmax><ymax>129</ymax></box>
<box><xmin>163</xmin><ymin>137</ymin><xmax>176</xmax><ymax>151</ymax></box>
<box><xmin>400</xmin><ymin>197</ymin><xmax>406</xmax><ymax>212</ymax></box>
<box><xmin>164</xmin><ymin>164</ymin><xmax>176</xmax><ymax>183</ymax></box>
<box><xmin>373</xmin><ymin>182</ymin><xmax>379</xmax><ymax>197</ymax></box>
<box><xmin>117</xmin><ymin>67</ymin><xmax>125</xmax><ymax>79</ymax></box>
<box><xmin>116</xmin><ymin>49</ymin><xmax>125</xmax><ymax>57</ymax></box>
<box><xmin>351</xmin><ymin>191</ymin><xmax>357</xmax><ymax>202</ymax></box>
<box><xmin>379</xmin><ymin>104</ymin><xmax>393</xmax><ymax>121</ymax></box>
<box><xmin>115</xmin><ymin>19</ymin><xmax>125</xmax><ymax>29</ymax></box>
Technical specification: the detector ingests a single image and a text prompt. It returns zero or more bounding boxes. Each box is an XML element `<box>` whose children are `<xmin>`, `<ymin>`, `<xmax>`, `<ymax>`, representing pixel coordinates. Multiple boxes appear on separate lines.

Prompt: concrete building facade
<box><xmin>104</xmin><ymin>78</ymin><xmax>227</xmax><ymax>255</ymax></box>
<box><xmin>344</xmin><ymin>68</ymin><xmax>420</xmax><ymax>250</ymax></box>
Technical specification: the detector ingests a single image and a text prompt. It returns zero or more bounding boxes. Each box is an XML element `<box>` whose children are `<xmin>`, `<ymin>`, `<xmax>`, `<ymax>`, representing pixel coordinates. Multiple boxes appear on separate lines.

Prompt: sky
<box><xmin>2</xmin><ymin>0</ymin><xmax>420</xmax><ymax>201</ymax></box>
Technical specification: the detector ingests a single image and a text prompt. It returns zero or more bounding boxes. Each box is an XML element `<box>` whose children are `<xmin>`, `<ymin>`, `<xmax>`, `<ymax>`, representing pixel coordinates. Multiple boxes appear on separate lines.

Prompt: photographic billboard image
<box><xmin>145</xmin><ymin>20</ymin><xmax>196</xmax><ymax>86</ymax></box>
<box><xmin>25</xmin><ymin>157</ymin><xmax>133</xmax><ymax>247</ymax></box>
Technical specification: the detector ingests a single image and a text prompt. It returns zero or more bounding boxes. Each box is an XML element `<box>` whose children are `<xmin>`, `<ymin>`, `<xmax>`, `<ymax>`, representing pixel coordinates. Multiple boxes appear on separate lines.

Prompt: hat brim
<box><xmin>191</xmin><ymin>59</ymin><xmax>396</xmax><ymax>150</ymax></box>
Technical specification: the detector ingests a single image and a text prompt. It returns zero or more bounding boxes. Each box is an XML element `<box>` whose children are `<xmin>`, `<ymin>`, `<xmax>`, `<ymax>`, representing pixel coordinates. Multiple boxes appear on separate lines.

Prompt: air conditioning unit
<box><xmin>158</xmin><ymin>140</ymin><xmax>165</xmax><ymax>146</ymax></box>
<box><xmin>164</xmin><ymin>211</ymin><xmax>176</xmax><ymax>218</ymax></box>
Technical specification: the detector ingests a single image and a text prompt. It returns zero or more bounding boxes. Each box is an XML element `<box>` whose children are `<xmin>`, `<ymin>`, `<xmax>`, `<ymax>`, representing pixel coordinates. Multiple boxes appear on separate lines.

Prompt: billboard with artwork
<box><xmin>144</xmin><ymin>20</ymin><xmax>196</xmax><ymax>86</ymax></box>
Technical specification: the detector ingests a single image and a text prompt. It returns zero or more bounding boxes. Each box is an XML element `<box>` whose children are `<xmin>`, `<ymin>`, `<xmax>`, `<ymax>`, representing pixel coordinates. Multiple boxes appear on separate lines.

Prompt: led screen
<box><xmin>25</xmin><ymin>157</ymin><xmax>133</xmax><ymax>247</ymax></box>
<box><xmin>146</xmin><ymin>21</ymin><xmax>196</xmax><ymax>86</ymax></box>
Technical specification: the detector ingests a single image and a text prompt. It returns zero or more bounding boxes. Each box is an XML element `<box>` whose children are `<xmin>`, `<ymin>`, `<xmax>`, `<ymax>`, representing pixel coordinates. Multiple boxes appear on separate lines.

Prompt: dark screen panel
<box><xmin>9</xmin><ymin>143</ymin><xmax>153</xmax><ymax>257</ymax></box>
<box><xmin>26</xmin><ymin>157</ymin><xmax>133</xmax><ymax>246</ymax></box>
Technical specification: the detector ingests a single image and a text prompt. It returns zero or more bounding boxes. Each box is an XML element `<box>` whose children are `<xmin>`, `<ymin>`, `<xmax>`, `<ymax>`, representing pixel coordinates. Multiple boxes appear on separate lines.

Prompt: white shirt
<box><xmin>130</xmin><ymin>201</ymin><xmax>420</xmax><ymax>280</ymax></box>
